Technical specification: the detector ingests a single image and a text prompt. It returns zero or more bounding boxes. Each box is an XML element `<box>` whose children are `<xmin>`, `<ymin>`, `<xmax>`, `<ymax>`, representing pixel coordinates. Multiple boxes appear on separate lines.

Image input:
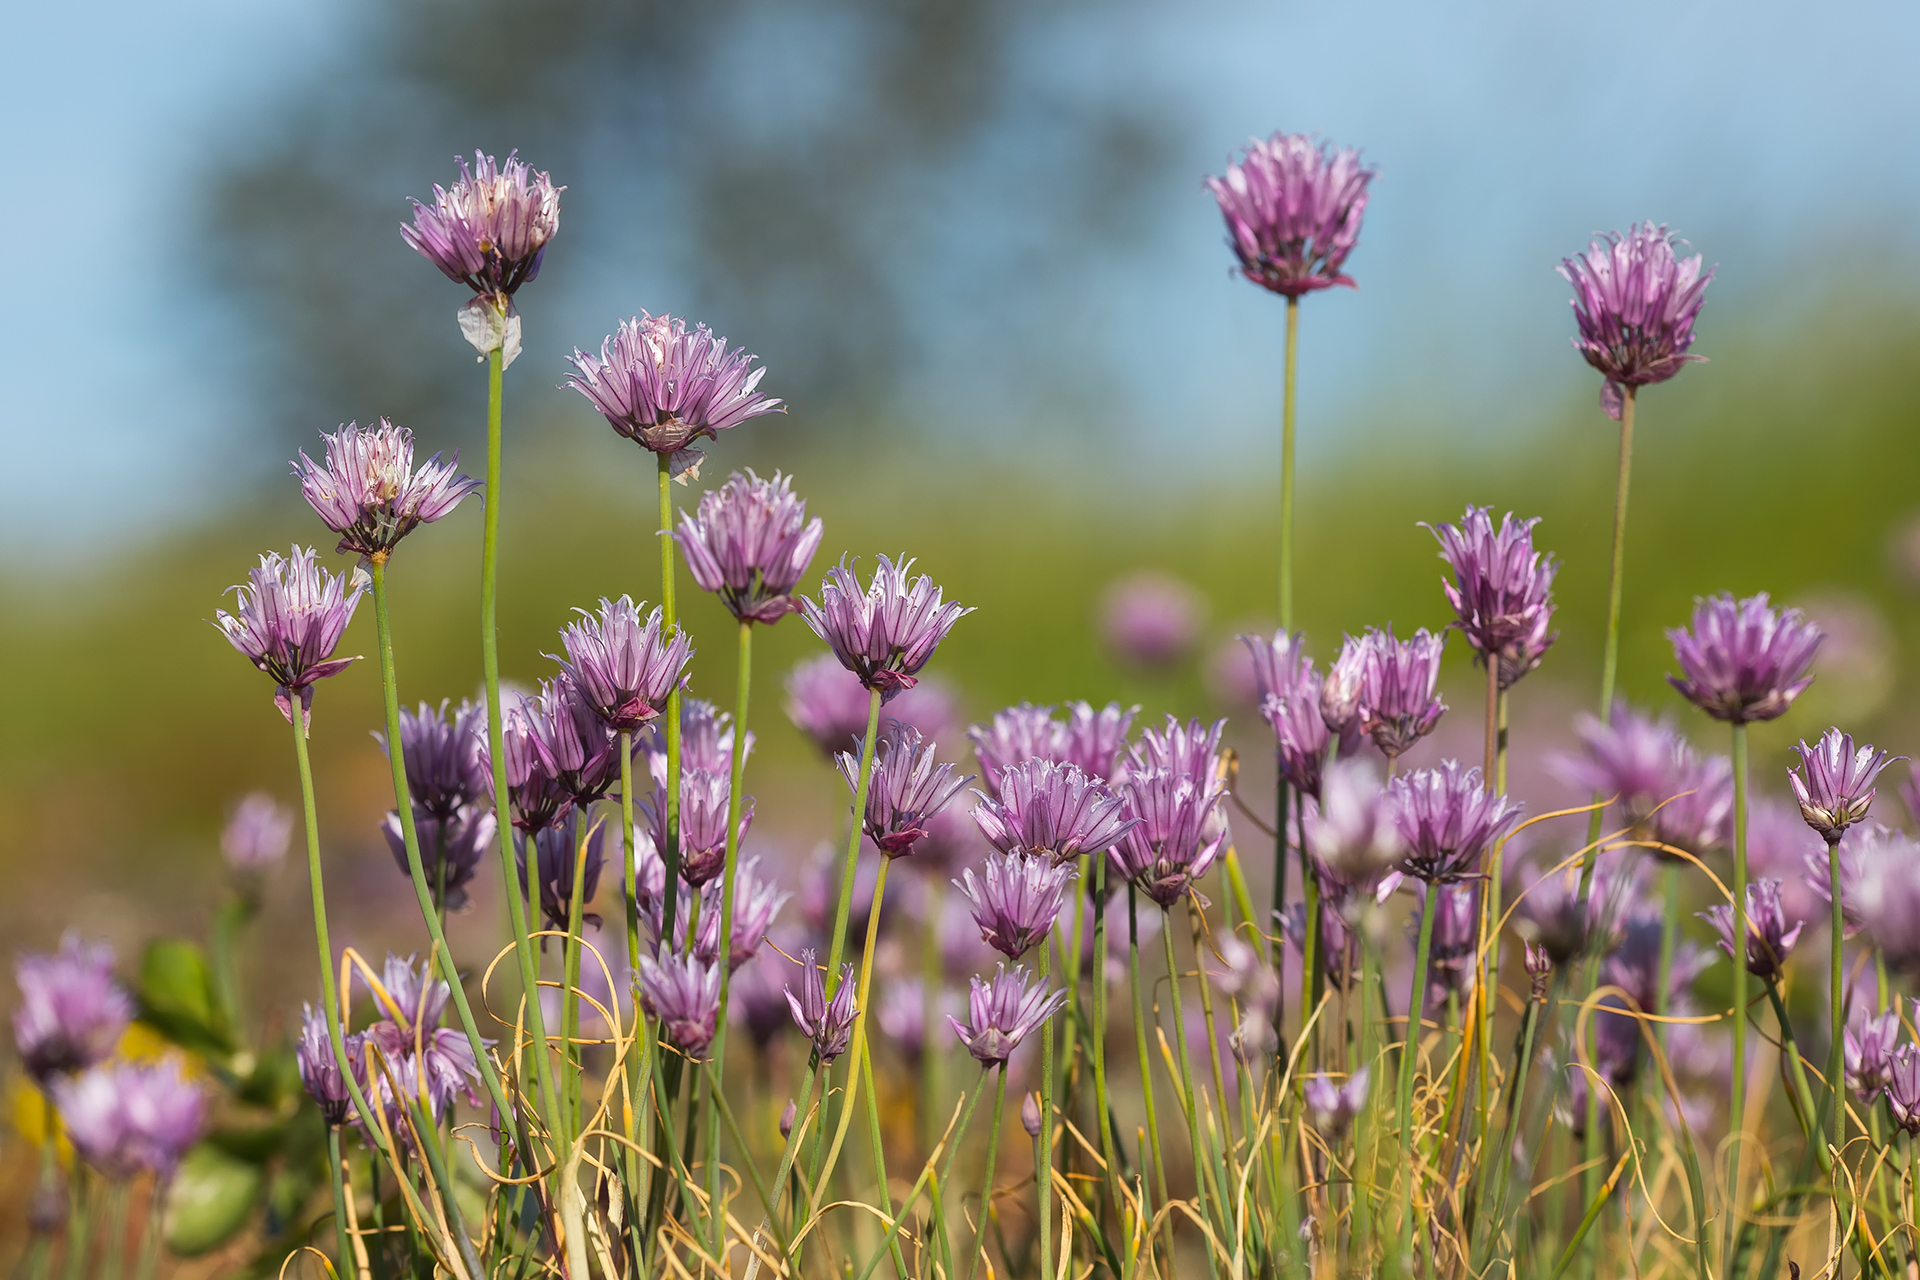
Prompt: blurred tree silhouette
<box><xmin>201</xmin><ymin>0</ymin><xmax>1170</xmax><ymax>452</ymax></box>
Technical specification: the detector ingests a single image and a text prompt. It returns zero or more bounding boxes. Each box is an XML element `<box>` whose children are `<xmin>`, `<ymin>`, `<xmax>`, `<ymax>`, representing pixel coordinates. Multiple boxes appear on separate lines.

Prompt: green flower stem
<box><xmin>922</xmin><ymin>880</ymin><xmax>949</xmax><ymax>1155</ymax></box>
<box><xmin>1301</xmin><ymin>793</ymin><xmax>1324</xmax><ymax>1059</ymax></box>
<box><xmin>1478</xmin><ymin>973</ymin><xmax>1547</xmax><ymax>1270</ymax></box>
<box><xmin>476</xmin><ymin>343</ymin><xmax>564</xmax><ymax>1174</ymax></box>
<box><xmin>1575</xmin><ymin>385</ymin><xmax>1637</xmax><ymax>906</ymax></box>
<box><xmin>561</xmin><ymin>815</ymin><xmax>592</xmax><ymax>1132</ymax></box>
<box><xmin>1728</xmin><ymin>720</ymin><xmax>1750</xmax><ymax>1258</ymax></box>
<box><xmin>965</xmin><ymin>1064</ymin><xmax>1010</xmax><ymax>1280</ymax></box>
<box><xmin>59</xmin><ymin>1170</ymin><xmax>90</xmax><ymax>1280</ymax></box>
<box><xmin>809</xmin><ymin>856</ymin><xmax>895</xmax><ymax>1220</ymax></box>
<box><xmin>131</xmin><ymin>1184</ymin><xmax>163</xmax><ymax>1280</ymax></box>
<box><xmin>1828</xmin><ymin>835</ymin><xmax>1846</xmax><ymax>1158</ymax></box>
<box><xmin>1089</xmin><ymin>864</ymin><xmax>1123</xmax><ymax>1240</ymax></box>
<box><xmin>621</xmin><ymin>731</ymin><xmax>639</xmax><ymax>975</ymax></box>
<box><xmin>858</xmin><ymin>1034</ymin><xmax>910</xmax><ymax>1279</ymax></box>
<box><xmin>1496</xmin><ymin>691</ymin><xmax>1510</xmax><ymax>792</ymax></box>
<box><xmin>1188</xmin><ymin>901</ymin><xmax>1233</xmax><ymax>1153</ymax></box>
<box><xmin>655</xmin><ymin>452</ymin><xmax>686</xmax><ymax>945</ymax></box>
<box><xmin>98</xmin><ymin>1184</ymin><xmax>126</xmax><ymax>1280</ymax></box>
<box><xmin>707</xmin><ymin>618</ymin><xmax>755</xmax><ymax>1256</ymax></box>
<box><xmin>1273</xmin><ymin>776</ymin><xmax>1290</xmax><ymax>1024</ymax></box>
<box><xmin>1396</xmin><ymin>880</ymin><xmax>1439</xmax><ymax>1262</ymax></box>
<box><xmin>1037</xmin><ymin>938</ymin><xmax>1056</xmax><ymax>1280</ymax></box>
<box><xmin>1127</xmin><ymin>888</ymin><xmax>1173</xmax><ymax>1264</ymax></box>
<box><xmin>856</xmin><ymin>1068</ymin><xmax>991</xmax><ymax>1280</ymax></box>
<box><xmin>1763</xmin><ymin>978</ymin><xmax>1831</xmax><ymax>1174</ymax></box>
<box><xmin>207</xmin><ymin>895</ymin><xmax>253</xmax><ymax>1046</ymax></box>
<box><xmin>826</xmin><ymin>688</ymin><xmax>884</xmax><ymax>978</ymax></box>
<box><xmin>368</xmin><ymin>557</ymin><xmax>514</xmax><ymax>1126</ymax></box>
<box><xmin>326</xmin><ymin>1126</ymin><xmax>353</xmax><ymax>1280</ymax></box>
<box><xmin>1279</xmin><ymin>295</ymin><xmax>1299</xmax><ymax>626</ymax></box>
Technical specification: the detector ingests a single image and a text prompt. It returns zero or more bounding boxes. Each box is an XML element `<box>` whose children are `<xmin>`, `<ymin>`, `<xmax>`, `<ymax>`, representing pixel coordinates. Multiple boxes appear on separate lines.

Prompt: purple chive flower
<box><xmin>680</xmin><ymin>856</ymin><xmax>788</xmax><ymax>971</ymax></box>
<box><xmin>1667</xmin><ymin>593</ymin><xmax>1822</xmax><ymax>725</ymax></box>
<box><xmin>800</xmin><ymin>556</ymin><xmax>972</xmax><ymax>702</ymax></box>
<box><xmin>676</xmin><ymin>470</ymin><xmax>825</xmax><ymax>624</ymax></box>
<box><xmin>1303</xmin><ymin>1067</ymin><xmax>1370</xmax><ymax>1140</ymax></box>
<box><xmin>970</xmin><ymin>704</ymin><xmax>1070</xmax><ymax>789</ymax></box>
<box><xmin>382</xmin><ymin>802</ymin><xmax>494</xmax><ymax>911</ymax></box>
<box><xmin>1512</xmin><ymin>856</ymin><xmax>1636</xmax><ymax>967</ymax></box>
<box><xmin>785</xmin><ymin>656</ymin><xmax>958</xmax><ymax>759</ymax></box>
<box><xmin>566</xmin><ymin>312</ymin><xmax>784</xmax><ymax>481</ymax></box>
<box><xmin>297</xmin><ymin>1004</ymin><xmax>356</xmax><ymax>1126</ymax></box>
<box><xmin>955</xmin><ymin>851</ymin><xmax>1077</xmax><ymax>958</ymax></box>
<box><xmin>1700</xmin><ymin>878</ymin><xmax>1804</xmax><ymax>980</ymax></box>
<box><xmin>1132</xmin><ymin>715</ymin><xmax>1229</xmax><ymax>783</ymax></box>
<box><xmin>213</xmin><ymin>546</ymin><xmax>364</xmax><ymax>726</ymax></box>
<box><xmin>1205</xmin><ymin>132</ymin><xmax>1374</xmax><ymax>298</ymax></box>
<box><xmin>221</xmin><ymin>792</ymin><xmax>292</xmax><ymax>875</ymax></box>
<box><xmin>1302</xmin><ymin>759</ymin><xmax>1403</xmax><ymax>893</ymax></box>
<box><xmin>1524</xmin><ymin>941</ymin><xmax>1553</xmax><ymax>988</ymax></box>
<box><xmin>1808</xmin><ymin>824</ymin><xmax>1915</xmax><ymax>941</ymax></box>
<box><xmin>1244</xmin><ymin>629</ymin><xmax>1339</xmax><ymax>793</ymax></box>
<box><xmin>517</xmin><ymin>813</ymin><xmax>607</xmax><ymax>934</ymax></box>
<box><xmin>1790</xmin><ymin>728</ymin><xmax>1900</xmax><ymax>844</ymax></box>
<box><xmin>1100</xmin><ymin>571</ymin><xmax>1204</xmax><ymax>669</ymax></box>
<box><xmin>784</xmin><ymin>949</ymin><xmax>858</xmax><ymax>1064</ymax></box>
<box><xmin>1425</xmin><ymin>507</ymin><xmax>1559</xmax><ymax>689</ymax></box>
<box><xmin>876</xmin><ymin>978</ymin><xmax>937</xmax><ymax>1063</ymax></box>
<box><xmin>1558</xmin><ymin>704</ymin><xmax>1683</xmax><ymax>828</ymax></box>
<box><xmin>971</xmin><ymin>759</ymin><xmax>1138</xmax><ymax>867</ymax></box>
<box><xmin>525</xmin><ymin>676</ymin><xmax>622</xmax><ymax>804</ymax></box>
<box><xmin>13</xmin><ymin>936</ymin><xmax>133</xmax><ymax>1083</ymax></box>
<box><xmin>638</xmin><ymin>695</ymin><xmax>752</xmax><ymax>785</ymax></box>
<box><xmin>636</xmin><ymin>952</ymin><xmax>723</xmax><ymax>1059</ymax></box>
<box><xmin>488</xmin><ymin>691</ymin><xmax>569</xmax><ymax>833</ymax></box>
<box><xmin>1600</xmin><ymin>916</ymin><xmax>1709</xmax><ymax>1026</ymax></box>
<box><xmin>1063</xmin><ymin>702</ymin><xmax>1137</xmax><ymax>782</ymax></box>
<box><xmin>403</xmin><ymin>150</ymin><xmax>560</xmax><ymax>300</ymax></box>
<box><xmin>53</xmin><ymin>1059</ymin><xmax>206</xmax><ymax>1180</ymax></box>
<box><xmin>554</xmin><ymin>596</ymin><xmax>694</xmax><ymax>734</ymax></box>
<box><xmin>948</xmin><ymin>962</ymin><xmax>1070</xmax><ymax>1065</ymax></box>
<box><xmin>365</xmin><ymin>954</ymin><xmax>483</xmax><ymax>1120</ymax></box>
<box><xmin>1846</xmin><ymin>1009</ymin><xmax>1901</xmax><ymax>1100</ymax></box>
<box><xmin>645</xmin><ymin>766</ymin><xmax>751</xmax><ymax>888</ymax></box>
<box><xmin>1356</xmin><ymin>626</ymin><xmax>1448</xmax><ymax>759</ymax></box>
<box><xmin>294</xmin><ymin>420</ymin><xmax>479</xmax><ymax>559</ymax></box>
<box><xmin>1559</xmin><ymin>223</ymin><xmax>1714</xmax><ymax>419</ymax></box>
<box><xmin>376</xmin><ymin>699</ymin><xmax>489</xmax><ymax>819</ymax></box>
<box><xmin>1110</xmin><ymin>769</ymin><xmax>1229</xmax><ymax>908</ymax></box>
<box><xmin>837</xmin><ymin>724</ymin><xmax>972</xmax><ymax>858</ymax></box>
<box><xmin>1320</xmin><ymin>632</ymin><xmax>1369</xmax><ymax>743</ymax></box>
<box><xmin>1387</xmin><ymin>761</ymin><xmax>1523</xmax><ymax>887</ymax></box>
<box><xmin>1889</xmin><ymin>1045</ymin><xmax>1920</xmax><ymax>1136</ymax></box>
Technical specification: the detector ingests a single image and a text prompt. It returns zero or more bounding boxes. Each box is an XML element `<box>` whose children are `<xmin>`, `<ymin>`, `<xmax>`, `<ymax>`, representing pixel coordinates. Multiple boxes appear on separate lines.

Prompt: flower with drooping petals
<box><xmin>971</xmin><ymin>759</ymin><xmax>1137</xmax><ymax>866</ymax></box>
<box><xmin>566</xmin><ymin>312</ymin><xmax>784</xmax><ymax>481</ymax></box>
<box><xmin>1205</xmin><ymin>132</ymin><xmax>1374</xmax><ymax>298</ymax></box>
<box><xmin>1559</xmin><ymin>223</ymin><xmax>1714</xmax><ymax>419</ymax></box>
<box><xmin>553</xmin><ymin>597</ymin><xmax>693</xmax><ymax>734</ymax></box>
<box><xmin>636</xmin><ymin>952</ymin><xmax>723</xmax><ymax>1059</ymax></box>
<box><xmin>382</xmin><ymin>802</ymin><xmax>494</xmax><ymax>911</ymax></box>
<box><xmin>956</xmin><ymin>851</ymin><xmax>1076</xmax><ymax>958</ymax></box>
<box><xmin>1846</xmin><ymin>1009</ymin><xmax>1901</xmax><ymax>1100</ymax></box>
<box><xmin>213</xmin><ymin>546</ymin><xmax>364</xmax><ymax>726</ymax></box>
<box><xmin>1387</xmin><ymin>761</ymin><xmax>1522</xmax><ymax>886</ymax></box>
<box><xmin>784</xmin><ymin>949</ymin><xmax>857</xmax><ymax>1064</ymax></box>
<box><xmin>838</xmin><ymin>723</ymin><xmax>971</xmax><ymax>858</ymax></box>
<box><xmin>295</xmin><ymin>420</ymin><xmax>479</xmax><ymax>558</ymax></box>
<box><xmin>1700</xmin><ymin>878</ymin><xmax>1804</xmax><ymax>979</ymax></box>
<box><xmin>1357</xmin><ymin>626</ymin><xmax>1447</xmax><ymax>759</ymax></box>
<box><xmin>1303</xmin><ymin>1067</ymin><xmax>1370</xmax><ymax>1140</ymax></box>
<box><xmin>1110</xmin><ymin>768</ymin><xmax>1229</xmax><ymax>908</ymax></box>
<box><xmin>1100</xmin><ymin>572</ymin><xmax>1203</xmax><ymax>669</ymax></box>
<box><xmin>403</xmin><ymin>150</ymin><xmax>560</xmax><ymax>299</ymax></box>
<box><xmin>676</xmin><ymin>470</ymin><xmax>824</xmax><ymax>624</ymax></box>
<box><xmin>800</xmin><ymin>555</ymin><xmax>971</xmax><ymax>702</ymax></box>
<box><xmin>1888</xmin><ymin>1045</ymin><xmax>1920</xmax><ymax>1135</ymax></box>
<box><xmin>1667</xmin><ymin>592</ymin><xmax>1822</xmax><ymax>725</ymax></box>
<box><xmin>53</xmin><ymin>1058</ymin><xmax>205</xmax><ymax>1179</ymax></box>
<box><xmin>1425</xmin><ymin>507</ymin><xmax>1558</xmax><ymax>687</ymax></box>
<box><xmin>948</xmin><ymin>962</ymin><xmax>1069</xmax><ymax>1064</ymax></box>
<box><xmin>221</xmin><ymin>792</ymin><xmax>292</xmax><ymax>874</ymax></box>
<box><xmin>13</xmin><ymin>936</ymin><xmax>133</xmax><ymax>1083</ymax></box>
<box><xmin>297</xmin><ymin>1004</ymin><xmax>356</xmax><ymax>1127</ymax></box>
<box><xmin>1789</xmin><ymin>728</ymin><xmax>1900</xmax><ymax>844</ymax></box>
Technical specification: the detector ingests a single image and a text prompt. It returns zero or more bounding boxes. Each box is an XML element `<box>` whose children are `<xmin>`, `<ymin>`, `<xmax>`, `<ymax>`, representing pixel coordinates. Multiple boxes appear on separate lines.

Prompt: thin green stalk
<box><xmin>1762</xmin><ymin>978</ymin><xmax>1831</xmax><ymax>1174</ymax></box>
<box><xmin>1479</xmin><ymin>973</ymin><xmax>1546</xmax><ymax>1269</ymax></box>
<box><xmin>59</xmin><ymin>1169</ymin><xmax>89</xmax><ymax>1280</ymax></box>
<box><xmin>1127</xmin><ymin>889</ymin><xmax>1172</xmax><ymax>1263</ymax></box>
<box><xmin>858</xmin><ymin>1034</ymin><xmax>911</xmax><ymax>1279</ymax></box>
<box><xmin>1279</xmin><ymin>295</ymin><xmax>1299</xmax><ymax>626</ymax></box>
<box><xmin>1161</xmin><ymin>914</ymin><xmax>1227</xmax><ymax>1249</ymax></box>
<box><xmin>562</xmin><ymin>816</ymin><xmax>592</xmax><ymax>1132</ymax></box>
<box><xmin>368</xmin><ymin>558</ymin><xmax>515</xmax><ymax>1126</ymax></box>
<box><xmin>207</xmin><ymin>895</ymin><xmax>252</xmax><ymax>1044</ymax></box>
<box><xmin>1038</xmin><ymin>938</ymin><xmax>1056</xmax><ymax>1280</ymax></box>
<box><xmin>1728</xmin><ymin>719</ymin><xmax>1750</xmax><ymax>1258</ymax></box>
<box><xmin>655</xmin><ymin>451</ymin><xmax>686</xmax><ymax>945</ymax></box>
<box><xmin>1397</xmin><ymin>882</ymin><xmax>1440</xmax><ymax>1262</ymax></box>
<box><xmin>1089</xmin><ymin>866</ymin><xmax>1123</xmax><ymax>1241</ymax></box>
<box><xmin>1300</xmin><ymin>790</ymin><xmax>1323</xmax><ymax>1056</ymax></box>
<box><xmin>327</xmin><ymin>1125</ymin><xmax>353</xmax><ymax>1279</ymax></box>
<box><xmin>809</xmin><ymin>856</ymin><xmax>896</xmax><ymax>1211</ymax></box>
<box><xmin>708</xmin><ymin>618</ymin><xmax>755</xmax><ymax>1256</ymax></box>
<box><xmin>1575</xmin><ymin>385</ymin><xmax>1637</xmax><ymax>905</ymax></box>
<box><xmin>1273</xmin><ymin>775</ymin><xmax>1290</xmax><ymax>1025</ymax></box>
<box><xmin>923</xmin><ymin>881</ymin><xmax>949</xmax><ymax>1156</ymax></box>
<box><xmin>98</xmin><ymin>1184</ymin><xmax>127</xmax><ymax>1280</ymax></box>
<box><xmin>130</xmin><ymin>1187</ymin><xmax>163</xmax><ymax>1280</ymax></box>
<box><xmin>857</xmin><ymin>1069</ymin><xmax>991</xmax><ymax>1280</ymax></box>
<box><xmin>1496</xmin><ymin>689</ymin><xmax>1510</xmax><ymax>793</ymax></box>
<box><xmin>1828</xmin><ymin>835</ymin><xmax>1846</xmax><ymax>1159</ymax></box>
<box><xmin>966</xmin><ymin>1065</ymin><xmax>1010</xmax><ymax>1280</ymax></box>
<box><xmin>826</xmin><ymin>689</ymin><xmax>885</xmax><ymax>978</ymax></box>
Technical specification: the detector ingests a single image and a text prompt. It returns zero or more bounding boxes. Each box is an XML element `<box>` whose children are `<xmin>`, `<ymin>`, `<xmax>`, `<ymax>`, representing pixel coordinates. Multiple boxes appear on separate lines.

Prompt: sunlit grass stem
<box><xmin>706</xmin><ymin>618</ymin><xmax>755</xmax><ymax>1256</ymax></box>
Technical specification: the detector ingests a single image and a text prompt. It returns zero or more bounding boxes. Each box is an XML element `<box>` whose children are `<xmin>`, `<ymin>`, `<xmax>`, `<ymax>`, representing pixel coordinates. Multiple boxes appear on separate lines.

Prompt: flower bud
<box><xmin>1021</xmin><ymin>1092</ymin><xmax>1043</xmax><ymax>1138</ymax></box>
<box><xmin>779</xmin><ymin>1099</ymin><xmax>797</xmax><ymax>1139</ymax></box>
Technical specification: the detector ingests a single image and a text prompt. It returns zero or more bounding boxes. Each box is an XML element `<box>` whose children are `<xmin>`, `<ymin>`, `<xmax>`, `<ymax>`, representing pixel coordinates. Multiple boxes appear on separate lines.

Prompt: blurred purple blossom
<box><xmin>1303</xmin><ymin>759</ymin><xmax>1403</xmax><ymax>894</ymax></box>
<box><xmin>1700</xmin><ymin>879</ymin><xmax>1804</xmax><ymax>980</ymax></box>
<box><xmin>295</xmin><ymin>420</ymin><xmax>478</xmax><ymax>558</ymax></box>
<box><xmin>676</xmin><ymin>470</ymin><xmax>824</xmax><ymax>624</ymax></box>
<box><xmin>518</xmin><ymin>813</ymin><xmax>606</xmax><ymax>935</ymax></box>
<box><xmin>1100</xmin><ymin>572</ymin><xmax>1204</xmax><ymax>669</ymax></box>
<box><xmin>1205</xmin><ymin>132</ymin><xmax>1374</xmax><ymax>298</ymax></box>
<box><xmin>1303</xmin><ymin>1067</ymin><xmax>1370</xmax><ymax>1140</ymax></box>
<box><xmin>1668</xmin><ymin>593</ymin><xmax>1822</xmax><ymax>725</ymax></box>
<box><xmin>728</xmin><ymin>950</ymin><xmax>795</xmax><ymax>1053</ymax></box>
<box><xmin>221</xmin><ymin>792</ymin><xmax>292</xmax><ymax>875</ymax></box>
<box><xmin>53</xmin><ymin>1058</ymin><xmax>205</xmax><ymax>1179</ymax></box>
<box><xmin>13</xmin><ymin>936</ymin><xmax>132</xmax><ymax>1083</ymax></box>
<box><xmin>1846</xmin><ymin>1009</ymin><xmax>1901</xmax><ymax>1100</ymax></box>
<box><xmin>969</xmin><ymin>701</ymin><xmax>1138</xmax><ymax>790</ymax></box>
<box><xmin>800</xmin><ymin>555</ymin><xmax>971</xmax><ymax>702</ymax></box>
<box><xmin>213</xmin><ymin>546</ymin><xmax>364</xmax><ymax>726</ymax></box>
<box><xmin>1559</xmin><ymin>223</ymin><xmax>1713</xmax><ymax>419</ymax></box>
<box><xmin>785</xmin><ymin>656</ymin><xmax>959</xmax><ymax>760</ymax></box>
<box><xmin>382</xmin><ymin>801</ymin><xmax>494</xmax><ymax>911</ymax></box>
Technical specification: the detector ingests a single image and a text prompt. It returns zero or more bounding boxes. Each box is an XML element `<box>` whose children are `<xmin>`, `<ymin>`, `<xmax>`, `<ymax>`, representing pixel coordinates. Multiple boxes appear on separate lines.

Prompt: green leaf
<box><xmin>136</xmin><ymin>940</ymin><xmax>232</xmax><ymax>1057</ymax></box>
<box><xmin>163</xmin><ymin>1142</ymin><xmax>263</xmax><ymax>1256</ymax></box>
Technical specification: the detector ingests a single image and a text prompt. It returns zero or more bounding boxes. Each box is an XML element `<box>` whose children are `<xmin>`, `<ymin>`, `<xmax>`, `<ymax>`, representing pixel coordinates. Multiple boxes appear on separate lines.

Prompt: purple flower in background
<box><xmin>1419</xmin><ymin>883</ymin><xmax>1483</xmax><ymax>1006</ymax></box>
<box><xmin>636</xmin><ymin>952</ymin><xmax>723</xmax><ymax>1059</ymax></box>
<box><xmin>1700</xmin><ymin>878</ymin><xmax>1804</xmax><ymax>980</ymax></box>
<box><xmin>1846</xmin><ymin>1009</ymin><xmax>1901</xmax><ymax>1100</ymax></box>
<box><xmin>1512</xmin><ymin>856</ymin><xmax>1636</xmax><ymax>966</ymax></box>
<box><xmin>1111</xmin><ymin>769</ymin><xmax>1229</xmax><ymax>908</ymax></box>
<box><xmin>1601</xmin><ymin>917</ymin><xmax>1709</xmax><ymax>1025</ymax></box>
<box><xmin>948</xmin><ymin>962</ymin><xmax>1069</xmax><ymax>1064</ymax></box>
<box><xmin>1303</xmin><ymin>1067</ymin><xmax>1370</xmax><ymax>1140</ymax></box>
<box><xmin>784</xmin><ymin>949</ymin><xmax>857</xmax><ymax>1064</ymax></box>
<box><xmin>377</xmin><ymin>699</ymin><xmax>489</xmax><ymax>819</ymax></box>
<box><xmin>1790</xmin><ymin>728</ymin><xmax>1899</xmax><ymax>844</ymax></box>
<box><xmin>1649</xmin><ymin>752</ymin><xmax>1734</xmax><ymax>859</ymax></box>
<box><xmin>1559</xmin><ymin>704</ymin><xmax>1682</xmax><ymax>827</ymax></box>
<box><xmin>403</xmin><ymin>150</ymin><xmax>560</xmax><ymax>300</ymax></box>
<box><xmin>566</xmin><ymin>312</ymin><xmax>783</xmax><ymax>480</ymax></box>
<box><xmin>1388</xmin><ymin>761</ymin><xmax>1522</xmax><ymax>886</ymax></box>
<box><xmin>295</xmin><ymin>420</ymin><xmax>479</xmax><ymax>558</ymax></box>
<box><xmin>525</xmin><ymin>677</ymin><xmax>622</xmax><ymax>804</ymax></box>
<box><xmin>488</xmin><ymin>691</ymin><xmax>569</xmax><ymax>833</ymax></box>
<box><xmin>877</xmin><ymin>978</ymin><xmax>942</xmax><ymax>1063</ymax></box>
<box><xmin>1811</xmin><ymin>824</ymin><xmax>1917</xmax><ymax>941</ymax></box>
<box><xmin>838</xmin><ymin>724</ymin><xmax>972</xmax><ymax>858</ymax></box>
<box><xmin>53</xmin><ymin>1058</ymin><xmax>205</xmax><ymax>1179</ymax></box>
<box><xmin>1357</xmin><ymin>626</ymin><xmax>1448</xmax><ymax>759</ymax></box>
<box><xmin>1304</xmin><ymin>759</ymin><xmax>1403</xmax><ymax>893</ymax></box>
<box><xmin>1100</xmin><ymin>571</ymin><xmax>1204</xmax><ymax>669</ymax></box>
<box><xmin>554</xmin><ymin>597</ymin><xmax>693</xmax><ymax>733</ymax></box>
<box><xmin>1320</xmin><ymin>632</ymin><xmax>1369</xmax><ymax>745</ymax></box>
<box><xmin>13</xmin><ymin>936</ymin><xmax>132</xmax><ymax>1083</ymax></box>
<box><xmin>297</xmin><ymin>1005</ymin><xmax>356</xmax><ymax>1127</ymax></box>
<box><xmin>676</xmin><ymin>470</ymin><xmax>825</xmax><ymax>624</ymax></box>
<box><xmin>1889</xmin><ymin>1045</ymin><xmax>1920</xmax><ymax>1135</ymax></box>
<box><xmin>1425</xmin><ymin>507</ymin><xmax>1559</xmax><ymax>687</ymax></box>
<box><xmin>971</xmin><ymin>704</ymin><xmax>1071</xmax><ymax>788</ymax></box>
<box><xmin>365</xmin><ymin>954</ymin><xmax>483</xmax><ymax>1120</ymax></box>
<box><xmin>956</xmin><ymin>851</ymin><xmax>1076</xmax><ymax>958</ymax></box>
<box><xmin>221</xmin><ymin>792</ymin><xmax>292</xmax><ymax>874</ymax></box>
<box><xmin>800</xmin><ymin>555</ymin><xmax>971</xmax><ymax>701</ymax></box>
<box><xmin>641</xmin><ymin>696</ymin><xmax>751</xmax><ymax>784</ymax></box>
<box><xmin>1243</xmin><ymin>628</ymin><xmax>1333</xmax><ymax>795</ymax></box>
<box><xmin>1667</xmin><ymin>593</ymin><xmax>1822</xmax><ymax>725</ymax></box>
<box><xmin>687</xmin><ymin>856</ymin><xmax>789</xmax><ymax>971</ymax></box>
<box><xmin>1131</xmin><ymin>715</ymin><xmax>1228</xmax><ymax>784</ymax></box>
<box><xmin>213</xmin><ymin>546</ymin><xmax>364</xmax><ymax>726</ymax></box>
<box><xmin>382</xmin><ymin>802</ymin><xmax>494</xmax><ymax>911</ymax></box>
<box><xmin>1064</xmin><ymin>702</ymin><xmax>1137</xmax><ymax>782</ymax></box>
<box><xmin>972</xmin><ymin>759</ymin><xmax>1137</xmax><ymax>866</ymax></box>
<box><xmin>650</xmin><ymin>768</ymin><xmax>749</xmax><ymax>888</ymax></box>
<box><xmin>518</xmin><ymin>813</ymin><xmax>606</xmax><ymax>934</ymax></box>
<box><xmin>785</xmin><ymin>657</ymin><xmax>958</xmax><ymax>759</ymax></box>
<box><xmin>1205</xmin><ymin>132</ymin><xmax>1374</xmax><ymax>298</ymax></box>
<box><xmin>1021</xmin><ymin>1091</ymin><xmax>1044</xmax><ymax>1138</ymax></box>
<box><xmin>728</xmin><ymin>953</ymin><xmax>793</xmax><ymax>1053</ymax></box>
<box><xmin>1559</xmin><ymin>223</ymin><xmax>1713</xmax><ymax>419</ymax></box>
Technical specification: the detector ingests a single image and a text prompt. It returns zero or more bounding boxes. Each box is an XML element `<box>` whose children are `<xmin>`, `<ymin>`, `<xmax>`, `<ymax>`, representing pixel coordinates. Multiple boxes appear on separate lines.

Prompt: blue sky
<box><xmin>4</xmin><ymin>0</ymin><xmax>1916</xmax><ymax>564</ymax></box>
